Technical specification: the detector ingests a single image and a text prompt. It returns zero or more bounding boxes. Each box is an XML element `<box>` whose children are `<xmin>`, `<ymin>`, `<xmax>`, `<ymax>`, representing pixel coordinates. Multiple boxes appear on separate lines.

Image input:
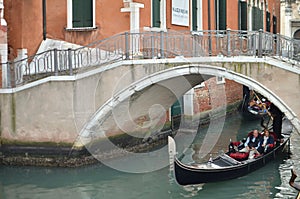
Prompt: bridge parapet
<box><xmin>0</xmin><ymin>57</ymin><xmax>299</xmax><ymax>146</ymax></box>
<box><xmin>2</xmin><ymin>30</ymin><xmax>300</xmax><ymax>88</ymax></box>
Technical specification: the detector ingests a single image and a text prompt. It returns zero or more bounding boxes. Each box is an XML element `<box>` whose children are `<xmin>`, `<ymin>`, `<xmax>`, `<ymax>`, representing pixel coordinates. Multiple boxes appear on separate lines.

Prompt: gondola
<box><xmin>169</xmin><ymin>122</ymin><xmax>292</xmax><ymax>186</ymax></box>
<box><xmin>247</xmin><ymin>103</ymin><xmax>269</xmax><ymax>116</ymax></box>
<box><xmin>246</xmin><ymin>92</ymin><xmax>271</xmax><ymax>117</ymax></box>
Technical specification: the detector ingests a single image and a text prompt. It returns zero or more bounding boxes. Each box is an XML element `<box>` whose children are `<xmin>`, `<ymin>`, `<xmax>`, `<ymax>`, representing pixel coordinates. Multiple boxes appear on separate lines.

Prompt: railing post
<box><xmin>68</xmin><ymin>48</ymin><xmax>73</xmax><ymax>76</ymax></box>
<box><xmin>276</xmin><ymin>33</ymin><xmax>280</xmax><ymax>56</ymax></box>
<box><xmin>160</xmin><ymin>31</ymin><xmax>164</xmax><ymax>59</ymax></box>
<box><xmin>6</xmin><ymin>62</ymin><xmax>11</xmax><ymax>88</ymax></box>
<box><xmin>151</xmin><ymin>32</ymin><xmax>155</xmax><ymax>59</ymax></box>
<box><xmin>192</xmin><ymin>33</ymin><xmax>197</xmax><ymax>57</ymax></box>
<box><xmin>227</xmin><ymin>29</ymin><xmax>231</xmax><ymax>57</ymax></box>
<box><xmin>258</xmin><ymin>29</ymin><xmax>263</xmax><ymax>58</ymax></box>
<box><xmin>125</xmin><ymin>32</ymin><xmax>130</xmax><ymax>60</ymax></box>
<box><xmin>54</xmin><ymin>48</ymin><xmax>58</xmax><ymax>76</ymax></box>
<box><xmin>208</xmin><ymin>32</ymin><xmax>212</xmax><ymax>56</ymax></box>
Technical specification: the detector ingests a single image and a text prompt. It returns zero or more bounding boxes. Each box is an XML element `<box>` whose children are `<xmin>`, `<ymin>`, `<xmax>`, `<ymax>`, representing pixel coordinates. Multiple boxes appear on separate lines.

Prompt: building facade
<box><xmin>280</xmin><ymin>0</ymin><xmax>300</xmax><ymax>39</ymax></box>
<box><xmin>3</xmin><ymin>0</ymin><xmax>280</xmax><ymax>60</ymax></box>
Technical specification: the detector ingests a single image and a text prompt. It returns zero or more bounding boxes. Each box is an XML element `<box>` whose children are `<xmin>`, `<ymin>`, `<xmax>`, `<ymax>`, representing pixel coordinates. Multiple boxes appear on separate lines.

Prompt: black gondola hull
<box><xmin>174</xmin><ymin>138</ymin><xmax>289</xmax><ymax>185</ymax></box>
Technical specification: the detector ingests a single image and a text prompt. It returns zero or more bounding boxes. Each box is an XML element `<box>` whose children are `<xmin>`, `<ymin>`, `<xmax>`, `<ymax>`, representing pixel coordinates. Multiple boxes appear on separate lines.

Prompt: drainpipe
<box><xmin>208</xmin><ymin>0</ymin><xmax>212</xmax><ymax>55</ymax></box>
<box><xmin>42</xmin><ymin>0</ymin><xmax>46</xmax><ymax>40</ymax></box>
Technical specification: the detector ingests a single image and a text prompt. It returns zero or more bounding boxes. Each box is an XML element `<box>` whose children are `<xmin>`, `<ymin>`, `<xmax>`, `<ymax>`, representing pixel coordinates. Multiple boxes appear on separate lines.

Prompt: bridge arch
<box><xmin>76</xmin><ymin>64</ymin><xmax>299</xmax><ymax>146</ymax></box>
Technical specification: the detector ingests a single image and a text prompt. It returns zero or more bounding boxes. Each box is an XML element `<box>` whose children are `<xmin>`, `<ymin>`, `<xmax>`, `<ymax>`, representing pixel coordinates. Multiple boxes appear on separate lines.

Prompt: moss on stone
<box><xmin>11</xmin><ymin>94</ymin><xmax>16</xmax><ymax>134</ymax></box>
<box><xmin>0</xmin><ymin>138</ymin><xmax>73</xmax><ymax>147</ymax></box>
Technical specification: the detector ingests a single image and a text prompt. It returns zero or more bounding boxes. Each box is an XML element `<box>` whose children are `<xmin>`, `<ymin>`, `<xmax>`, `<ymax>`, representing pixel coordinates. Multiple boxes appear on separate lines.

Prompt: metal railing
<box><xmin>2</xmin><ymin>29</ymin><xmax>300</xmax><ymax>88</ymax></box>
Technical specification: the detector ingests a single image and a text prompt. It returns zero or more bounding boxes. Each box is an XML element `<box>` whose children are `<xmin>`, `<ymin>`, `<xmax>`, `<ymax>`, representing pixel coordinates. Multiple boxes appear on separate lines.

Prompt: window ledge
<box><xmin>65</xmin><ymin>26</ymin><xmax>98</xmax><ymax>32</ymax></box>
<box><xmin>143</xmin><ymin>27</ymin><xmax>167</xmax><ymax>32</ymax></box>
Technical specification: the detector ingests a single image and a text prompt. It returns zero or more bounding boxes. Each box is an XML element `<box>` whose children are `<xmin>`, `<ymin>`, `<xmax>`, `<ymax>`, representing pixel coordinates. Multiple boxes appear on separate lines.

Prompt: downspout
<box><xmin>42</xmin><ymin>0</ymin><xmax>46</xmax><ymax>40</ymax></box>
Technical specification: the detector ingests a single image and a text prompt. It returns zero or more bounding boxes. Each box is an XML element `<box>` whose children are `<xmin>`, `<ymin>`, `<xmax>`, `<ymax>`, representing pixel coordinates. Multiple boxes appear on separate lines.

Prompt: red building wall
<box><xmin>4</xmin><ymin>0</ymin><xmax>281</xmax><ymax>59</ymax></box>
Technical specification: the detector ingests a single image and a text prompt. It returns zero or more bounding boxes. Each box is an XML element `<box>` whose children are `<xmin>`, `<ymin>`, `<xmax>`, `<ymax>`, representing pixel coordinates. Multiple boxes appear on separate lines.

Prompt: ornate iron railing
<box><xmin>2</xmin><ymin>29</ymin><xmax>300</xmax><ymax>88</ymax></box>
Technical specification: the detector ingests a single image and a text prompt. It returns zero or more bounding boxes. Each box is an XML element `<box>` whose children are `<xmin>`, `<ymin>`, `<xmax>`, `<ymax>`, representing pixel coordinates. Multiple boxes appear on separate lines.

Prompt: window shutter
<box><xmin>252</xmin><ymin>7</ymin><xmax>256</xmax><ymax>30</ymax></box>
<box><xmin>252</xmin><ymin>7</ymin><xmax>262</xmax><ymax>31</ymax></box>
<box><xmin>259</xmin><ymin>8</ymin><xmax>263</xmax><ymax>30</ymax></box>
<box><xmin>72</xmin><ymin>0</ymin><xmax>93</xmax><ymax>28</ymax></box>
<box><xmin>152</xmin><ymin>0</ymin><xmax>161</xmax><ymax>28</ymax></box>
<box><xmin>240</xmin><ymin>1</ymin><xmax>247</xmax><ymax>30</ymax></box>
<box><xmin>219</xmin><ymin>0</ymin><xmax>226</xmax><ymax>30</ymax></box>
<box><xmin>192</xmin><ymin>0</ymin><xmax>198</xmax><ymax>31</ymax></box>
<box><xmin>266</xmin><ymin>11</ymin><xmax>271</xmax><ymax>32</ymax></box>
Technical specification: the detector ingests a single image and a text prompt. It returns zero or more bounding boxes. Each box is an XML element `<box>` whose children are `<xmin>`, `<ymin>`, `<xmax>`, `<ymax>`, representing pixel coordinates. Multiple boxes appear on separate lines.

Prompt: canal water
<box><xmin>0</xmin><ymin>113</ymin><xmax>299</xmax><ymax>199</ymax></box>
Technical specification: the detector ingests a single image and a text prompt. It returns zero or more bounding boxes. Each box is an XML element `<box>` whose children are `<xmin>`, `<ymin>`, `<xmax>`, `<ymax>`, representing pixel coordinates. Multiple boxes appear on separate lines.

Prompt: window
<box><xmin>216</xmin><ymin>76</ymin><xmax>225</xmax><ymax>84</ymax></box>
<box><xmin>151</xmin><ymin>0</ymin><xmax>166</xmax><ymax>29</ymax></box>
<box><xmin>252</xmin><ymin>6</ymin><xmax>263</xmax><ymax>31</ymax></box>
<box><xmin>67</xmin><ymin>0</ymin><xmax>96</xmax><ymax>29</ymax></box>
<box><xmin>294</xmin><ymin>29</ymin><xmax>300</xmax><ymax>40</ymax></box>
<box><xmin>192</xmin><ymin>0</ymin><xmax>197</xmax><ymax>31</ymax></box>
<box><xmin>215</xmin><ymin>0</ymin><xmax>227</xmax><ymax>30</ymax></box>
<box><xmin>152</xmin><ymin>0</ymin><xmax>161</xmax><ymax>28</ymax></box>
<box><xmin>239</xmin><ymin>1</ymin><xmax>247</xmax><ymax>30</ymax></box>
<box><xmin>192</xmin><ymin>0</ymin><xmax>203</xmax><ymax>31</ymax></box>
<box><xmin>266</xmin><ymin>11</ymin><xmax>271</xmax><ymax>32</ymax></box>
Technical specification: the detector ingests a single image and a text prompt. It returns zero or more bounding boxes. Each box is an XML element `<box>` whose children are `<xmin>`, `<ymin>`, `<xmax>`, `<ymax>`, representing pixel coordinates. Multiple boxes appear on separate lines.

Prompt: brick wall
<box><xmin>193</xmin><ymin>78</ymin><xmax>243</xmax><ymax>114</ymax></box>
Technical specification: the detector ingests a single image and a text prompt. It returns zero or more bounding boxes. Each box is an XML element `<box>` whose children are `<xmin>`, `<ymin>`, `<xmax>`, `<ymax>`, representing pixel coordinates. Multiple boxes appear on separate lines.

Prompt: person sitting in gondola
<box><xmin>257</xmin><ymin>129</ymin><xmax>275</xmax><ymax>154</ymax></box>
<box><xmin>239</xmin><ymin>129</ymin><xmax>262</xmax><ymax>159</ymax></box>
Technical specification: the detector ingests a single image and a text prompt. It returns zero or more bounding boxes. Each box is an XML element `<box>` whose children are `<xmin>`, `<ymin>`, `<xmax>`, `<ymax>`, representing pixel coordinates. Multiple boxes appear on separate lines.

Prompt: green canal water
<box><xmin>0</xmin><ymin>113</ymin><xmax>299</xmax><ymax>199</ymax></box>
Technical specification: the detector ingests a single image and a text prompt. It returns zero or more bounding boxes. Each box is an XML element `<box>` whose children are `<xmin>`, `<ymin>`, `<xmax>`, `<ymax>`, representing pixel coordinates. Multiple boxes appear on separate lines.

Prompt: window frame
<box><xmin>66</xmin><ymin>0</ymin><xmax>96</xmax><ymax>30</ymax></box>
<box><xmin>191</xmin><ymin>0</ymin><xmax>203</xmax><ymax>31</ymax></box>
<box><xmin>151</xmin><ymin>0</ymin><xmax>166</xmax><ymax>29</ymax></box>
<box><xmin>215</xmin><ymin>0</ymin><xmax>227</xmax><ymax>30</ymax></box>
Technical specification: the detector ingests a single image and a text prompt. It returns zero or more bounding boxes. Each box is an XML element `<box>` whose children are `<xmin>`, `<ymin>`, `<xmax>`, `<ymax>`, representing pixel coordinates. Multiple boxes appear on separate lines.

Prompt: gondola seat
<box><xmin>229</xmin><ymin>152</ymin><xmax>249</xmax><ymax>161</ymax></box>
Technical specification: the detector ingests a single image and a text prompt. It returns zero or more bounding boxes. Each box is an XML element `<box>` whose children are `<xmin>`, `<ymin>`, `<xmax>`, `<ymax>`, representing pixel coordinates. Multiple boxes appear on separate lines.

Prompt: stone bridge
<box><xmin>0</xmin><ymin>30</ymin><xmax>299</xmax><ymax>148</ymax></box>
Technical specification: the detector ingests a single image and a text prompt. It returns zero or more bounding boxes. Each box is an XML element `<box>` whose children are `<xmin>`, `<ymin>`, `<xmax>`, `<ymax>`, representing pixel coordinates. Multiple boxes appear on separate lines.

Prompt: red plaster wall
<box><xmin>4</xmin><ymin>0</ymin><xmax>281</xmax><ymax>59</ymax></box>
<box><xmin>227</xmin><ymin>0</ymin><xmax>239</xmax><ymax>30</ymax></box>
<box><xmin>4</xmin><ymin>0</ymin><xmax>43</xmax><ymax>59</ymax></box>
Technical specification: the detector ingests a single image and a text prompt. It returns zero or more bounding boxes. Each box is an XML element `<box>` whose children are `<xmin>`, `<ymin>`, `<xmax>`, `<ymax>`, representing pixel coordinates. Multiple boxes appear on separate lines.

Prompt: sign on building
<box><xmin>172</xmin><ymin>0</ymin><xmax>189</xmax><ymax>26</ymax></box>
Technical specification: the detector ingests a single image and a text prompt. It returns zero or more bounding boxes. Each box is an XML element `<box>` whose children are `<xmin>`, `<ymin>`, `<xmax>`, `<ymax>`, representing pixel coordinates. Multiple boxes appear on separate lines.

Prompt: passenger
<box><xmin>239</xmin><ymin>129</ymin><xmax>262</xmax><ymax>159</ymax></box>
<box><xmin>257</xmin><ymin>129</ymin><xmax>275</xmax><ymax>154</ymax></box>
<box><xmin>249</xmin><ymin>97</ymin><xmax>261</xmax><ymax>108</ymax></box>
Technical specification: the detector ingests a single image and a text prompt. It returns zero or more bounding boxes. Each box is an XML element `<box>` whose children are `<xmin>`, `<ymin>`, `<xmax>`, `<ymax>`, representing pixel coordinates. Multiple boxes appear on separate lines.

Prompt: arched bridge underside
<box><xmin>77</xmin><ymin>61</ymin><xmax>300</xmax><ymax>146</ymax></box>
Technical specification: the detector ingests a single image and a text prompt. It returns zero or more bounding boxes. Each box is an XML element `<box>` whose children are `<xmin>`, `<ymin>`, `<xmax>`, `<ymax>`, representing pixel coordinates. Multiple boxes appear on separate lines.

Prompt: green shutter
<box><xmin>259</xmin><ymin>9</ymin><xmax>263</xmax><ymax>30</ymax></box>
<box><xmin>252</xmin><ymin>7</ymin><xmax>256</xmax><ymax>30</ymax></box>
<box><xmin>240</xmin><ymin>1</ymin><xmax>247</xmax><ymax>30</ymax></box>
<box><xmin>73</xmin><ymin>0</ymin><xmax>93</xmax><ymax>28</ymax></box>
<box><xmin>152</xmin><ymin>0</ymin><xmax>161</xmax><ymax>28</ymax></box>
<box><xmin>219</xmin><ymin>0</ymin><xmax>226</xmax><ymax>30</ymax></box>
<box><xmin>192</xmin><ymin>0</ymin><xmax>198</xmax><ymax>31</ymax></box>
<box><xmin>252</xmin><ymin>7</ymin><xmax>262</xmax><ymax>31</ymax></box>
